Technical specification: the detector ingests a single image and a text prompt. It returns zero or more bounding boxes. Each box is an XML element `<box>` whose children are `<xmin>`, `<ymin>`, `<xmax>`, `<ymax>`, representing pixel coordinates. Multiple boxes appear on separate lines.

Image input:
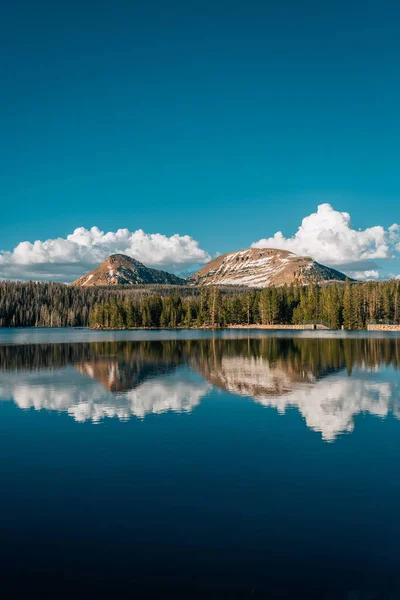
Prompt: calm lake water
<box><xmin>1</xmin><ymin>329</ymin><xmax>400</xmax><ymax>598</ymax></box>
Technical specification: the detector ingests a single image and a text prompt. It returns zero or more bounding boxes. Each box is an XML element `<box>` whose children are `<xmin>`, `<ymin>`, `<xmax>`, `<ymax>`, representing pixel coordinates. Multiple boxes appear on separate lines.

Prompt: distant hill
<box><xmin>187</xmin><ymin>248</ymin><xmax>350</xmax><ymax>288</ymax></box>
<box><xmin>71</xmin><ymin>254</ymin><xmax>185</xmax><ymax>286</ymax></box>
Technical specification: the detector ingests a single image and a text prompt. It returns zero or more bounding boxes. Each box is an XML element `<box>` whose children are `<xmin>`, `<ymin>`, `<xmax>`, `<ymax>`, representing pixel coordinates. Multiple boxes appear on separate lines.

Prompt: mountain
<box><xmin>72</xmin><ymin>249</ymin><xmax>349</xmax><ymax>288</ymax></box>
<box><xmin>71</xmin><ymin>254</ymin><xmax>185</xmax><ymax>286</ymax></box>
<box><xmin>187</xmin><ymin>248</ymin><xmax>349</xmax><ymax>288</ymax></box>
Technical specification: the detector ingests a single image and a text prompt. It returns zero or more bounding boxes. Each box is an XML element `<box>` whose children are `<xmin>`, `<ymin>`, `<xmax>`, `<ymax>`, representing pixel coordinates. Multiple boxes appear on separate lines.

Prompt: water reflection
<box><xmin>0</xmin><ymin>337</ymin><xmax>399</xmax><ymax>439</ymax></box>
<box><xmin>193</xmin><ymin>339</ymin><xmax>400</xmax><ymax>440</ymax></box>
<box><xmin>0</xmin><ymin>368</ymin><xmax>210</xmax><ymax>422</ymax></box>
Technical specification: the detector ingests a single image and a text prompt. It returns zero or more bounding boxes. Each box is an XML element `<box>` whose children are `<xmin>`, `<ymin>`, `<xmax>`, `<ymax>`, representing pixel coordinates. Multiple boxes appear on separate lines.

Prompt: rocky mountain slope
<box><xmin>187</xmin><ymin>248</ymin><xmax>349</xmax><ymax>288</ymax></box>
<box><xmin>71</xmin><ymin>254</ymin><xmax>185</xmax><ymax>286</ymax></box>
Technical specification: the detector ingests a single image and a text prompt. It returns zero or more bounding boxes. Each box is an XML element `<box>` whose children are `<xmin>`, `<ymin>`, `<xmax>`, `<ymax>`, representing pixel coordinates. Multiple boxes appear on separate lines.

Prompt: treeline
<box><xmin>86</xmin><ymin>279</ymin><xmax>400</xmax><ymax>330</ymax></box>
<box><xmin>2</xmin><ymin>338</ymin><xmax>400</xmax><ymax>375</ymax></box>
<box><xmin>1</xmin><ymin>279</ymin><xmax>400</xmax><ymax>329</ymax></box>
<box><xmin>0</xmin><ymin>281</ymin><xmax>240</xmax><ymax>328</ymax></box>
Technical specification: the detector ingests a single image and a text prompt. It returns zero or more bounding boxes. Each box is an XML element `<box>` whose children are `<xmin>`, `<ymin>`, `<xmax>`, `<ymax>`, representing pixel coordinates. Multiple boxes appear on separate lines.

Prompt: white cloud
<box><xmin>251</xmin><ymin>204</ymin><xmax>400</xmax><ymax>272</ymax></box>
<box><xmin>0</xmin><ymin>226</ymin><xmax>211</xmax><ymax>281</ymax></box>
<box><xmin>346</xmin><ymin>270</ymin><xmax>380</xmax><ymax>281</ymax></box>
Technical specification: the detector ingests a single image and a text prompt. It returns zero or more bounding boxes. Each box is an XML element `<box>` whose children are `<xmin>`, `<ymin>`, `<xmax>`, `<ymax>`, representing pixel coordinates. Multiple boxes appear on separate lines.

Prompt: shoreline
<box><xmin>89</xmin><ymin>323</ymin><xmax>326</xmax><ymax>331</ymax></box>
<box><xmin>89</xmin><ymin>323</ymin><xmax>400</xmax><ymax>332</ymax></box>
<box><xmin>1</xmin><ymin>324</ymin><xmax>400</xmax><ymax>332</ymax></box>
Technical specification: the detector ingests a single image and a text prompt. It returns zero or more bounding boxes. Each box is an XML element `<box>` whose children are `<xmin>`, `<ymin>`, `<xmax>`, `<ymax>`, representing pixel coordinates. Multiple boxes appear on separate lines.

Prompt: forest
<box><xmin>1</xmin><ymin>279</ymin><xmax>400</xmax><ymax>329</ymax></box>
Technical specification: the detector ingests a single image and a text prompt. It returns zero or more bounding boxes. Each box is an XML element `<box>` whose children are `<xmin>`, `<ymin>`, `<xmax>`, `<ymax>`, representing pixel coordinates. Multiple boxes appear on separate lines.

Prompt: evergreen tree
<box><xmin>342</xmin><ymin>279</ymin><xmax>354</xmax><ymax>329</ymax></box>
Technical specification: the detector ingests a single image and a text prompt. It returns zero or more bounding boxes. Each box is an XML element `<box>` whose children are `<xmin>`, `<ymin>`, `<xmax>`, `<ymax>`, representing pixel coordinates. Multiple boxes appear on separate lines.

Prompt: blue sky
<box><xmin>1</xmin><ymin>0</ymin><xmax>400</xmax><ymax>280</ymax></box>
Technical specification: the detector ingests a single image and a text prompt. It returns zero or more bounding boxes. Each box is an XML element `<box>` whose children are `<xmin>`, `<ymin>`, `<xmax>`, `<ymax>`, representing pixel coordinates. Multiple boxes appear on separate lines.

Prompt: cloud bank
<box><xmin>1</xmin><ymin>204</ymin><xmax>399</xmax><ymax>282</ymax></box>
<box><xmin>0</xmin><ymin>226</ymin><xmax>211</xmax><ymax>281</ymax></box>
<box><xmin>252</xmin><ymin>203</ymin><xmax>400</xmax><ymax>279</ymax></box>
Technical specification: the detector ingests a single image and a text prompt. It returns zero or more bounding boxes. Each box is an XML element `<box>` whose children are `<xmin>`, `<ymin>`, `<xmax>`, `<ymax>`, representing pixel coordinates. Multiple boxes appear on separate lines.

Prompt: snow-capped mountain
<box><xmin>188</xmin><ymin>248</ymin><xmax>349</xmax><ymax>288</ymax></box>
<box><xmin>72</xmin><ymin>254</ymin><xmax>185</xmax><ymax>286</ymax></box>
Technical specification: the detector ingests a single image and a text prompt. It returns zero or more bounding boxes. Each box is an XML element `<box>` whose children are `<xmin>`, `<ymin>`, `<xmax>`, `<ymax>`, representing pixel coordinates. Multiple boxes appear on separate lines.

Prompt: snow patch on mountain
<box><xmin>188</xmin><ymin>248</ymin><xmax>349</xmax><ymax>288</ymax></box>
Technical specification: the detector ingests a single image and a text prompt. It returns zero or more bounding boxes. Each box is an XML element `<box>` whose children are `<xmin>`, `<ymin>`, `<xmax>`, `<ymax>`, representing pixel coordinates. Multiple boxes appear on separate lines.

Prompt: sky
<box><xmin>1</xmin><ymin>0</ymin><xmax>400</xmax><ymax>281</ymax></box>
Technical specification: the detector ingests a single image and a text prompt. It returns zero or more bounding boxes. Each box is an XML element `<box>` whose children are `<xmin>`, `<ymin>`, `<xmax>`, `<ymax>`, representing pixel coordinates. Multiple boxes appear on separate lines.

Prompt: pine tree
<box><xmin>342</xmin><ymin>279</ymin><xmax>353</xmax><ymax>329</ymax></box>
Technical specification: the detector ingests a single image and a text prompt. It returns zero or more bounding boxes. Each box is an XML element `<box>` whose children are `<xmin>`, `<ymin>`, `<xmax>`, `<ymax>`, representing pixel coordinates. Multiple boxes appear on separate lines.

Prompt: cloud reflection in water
<box><xmin>0</xmin><ymin>337</ymin><xmax>399</xmax><ymax>440</ymax></box>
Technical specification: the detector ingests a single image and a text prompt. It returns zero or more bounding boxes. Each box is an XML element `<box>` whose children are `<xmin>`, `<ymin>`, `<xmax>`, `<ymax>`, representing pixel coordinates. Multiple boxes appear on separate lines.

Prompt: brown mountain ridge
<box><xmin>187</xmin><ymin>248</ymin><xmax>349</xmax><ymax>287</ymax></box>
<box><xmin>72</xmin><ymin>254</ymin><xmax>185</xmax><ymax>287</ymax></box>
<box><xmin>72</xmin><ymin>249</ymin><xmax>351</xmax><ymax>288</ymax></box>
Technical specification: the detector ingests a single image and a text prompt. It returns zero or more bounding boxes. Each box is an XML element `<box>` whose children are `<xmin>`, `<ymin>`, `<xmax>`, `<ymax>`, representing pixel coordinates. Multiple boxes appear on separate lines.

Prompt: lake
<box><xmin>1</xmin><ymin>329</ymin><xmax>400</xmax><ymax>598</ymax></box>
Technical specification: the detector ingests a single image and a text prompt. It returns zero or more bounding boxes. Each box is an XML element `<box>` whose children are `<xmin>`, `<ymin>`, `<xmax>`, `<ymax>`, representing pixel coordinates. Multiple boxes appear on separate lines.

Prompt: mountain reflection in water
<box><xmin>0</xmin><ymin>337</ymin><xmax>399</xmax><ymax>440</ymax></box>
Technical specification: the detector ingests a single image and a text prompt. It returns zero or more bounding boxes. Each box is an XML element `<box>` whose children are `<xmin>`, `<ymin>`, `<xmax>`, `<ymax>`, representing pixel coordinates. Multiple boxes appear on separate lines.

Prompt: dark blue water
<box><xmin>1</xmin><ymin>331</ymin><xmax>399</xmax><ymax>598</ymax></box>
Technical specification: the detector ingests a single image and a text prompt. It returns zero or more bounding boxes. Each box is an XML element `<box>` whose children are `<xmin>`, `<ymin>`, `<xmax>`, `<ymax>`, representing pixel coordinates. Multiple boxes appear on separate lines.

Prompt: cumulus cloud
<box><xmin>251</xmin><ymin>204</ymin><xmax>400</xmax><ymax>276</ymax></box>
<box><xmin>346</xmin><ymin>270</ymin><xmax>380</xmax><ymax>281</ymax></box>
<box><xmin>0</xmin><ymin>226</ymin><xmax>211</xmax><ymax>281</ymax></box>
